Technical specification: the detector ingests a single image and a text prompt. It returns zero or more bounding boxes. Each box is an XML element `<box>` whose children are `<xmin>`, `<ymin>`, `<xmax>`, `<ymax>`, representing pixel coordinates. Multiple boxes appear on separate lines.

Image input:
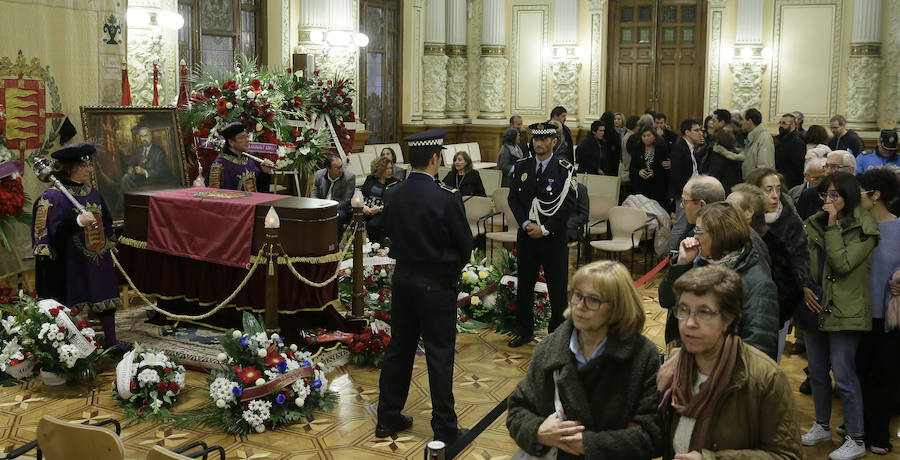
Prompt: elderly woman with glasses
<box><xmin>657</xmin><ymin>265</ymin><xmax>802</xmax><ymax>460</ymax></box>
<box><xmin>507</xmin><ymin>260</ymin><xmax>664</xmax><ymax>459</ymax></box>
<box><xmin>801</xmin><ymin>171</ymin><xmax>879</xmax><ymax>459</ymax></box>
<box><xmin>659</xmin><ymin>202</ymin><xmax>779</xmax><ymax>360</ymax></box>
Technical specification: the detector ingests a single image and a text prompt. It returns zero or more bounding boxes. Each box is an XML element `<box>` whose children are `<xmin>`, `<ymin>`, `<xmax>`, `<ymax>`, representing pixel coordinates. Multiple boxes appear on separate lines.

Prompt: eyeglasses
<box><xmin>861</xmin><ymin>190</ymin><xmax>876</xmax><ymax>197</ymax></box>
<box><xmin>818</xmin><ymin>191</ymin><xmax>842</xmax><ymax>201</ymax></box>
<box><xmin>674</xmin><ymin>305</ymin><xmax>721</xmax><ymax>323</ymax></box>
<box><xmin>693</xmin><ymin>228</ymin><xmax>707</xmax><ymax>236</ymax></box>
<box><xmin>569</xmin><ymin>291</ymin><xmax>605</xmax><ymax>311</ymax></box>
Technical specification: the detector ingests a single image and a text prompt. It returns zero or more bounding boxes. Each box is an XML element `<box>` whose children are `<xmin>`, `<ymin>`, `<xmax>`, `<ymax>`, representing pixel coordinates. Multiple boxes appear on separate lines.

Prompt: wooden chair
<box><xmin>4</xmin><ymin>416</ymin><xmax>123</xmax><ymax>460</ymax></box>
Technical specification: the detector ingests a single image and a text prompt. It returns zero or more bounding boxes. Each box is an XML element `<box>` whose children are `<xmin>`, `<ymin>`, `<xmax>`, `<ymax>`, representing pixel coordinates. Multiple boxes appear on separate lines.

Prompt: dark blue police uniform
<box><xmin>376</xmin><ymin>129</ymin><xmax>473</xmax><ymax>443</ymax></box>
<box><xmin>508</xmin><ymin>123</ymin><xmax>578</xmax><ymax>344</ymax></box>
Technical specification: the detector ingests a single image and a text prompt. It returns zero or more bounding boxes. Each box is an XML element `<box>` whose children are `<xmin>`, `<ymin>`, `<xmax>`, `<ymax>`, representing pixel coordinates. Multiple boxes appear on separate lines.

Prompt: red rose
<box><xmin>130</xmin><ymin>381</ymin><xmax>137</xmax><ymax>390</ymax></box>
<box><xmin>351</xmin><ymin>342</ymin><xmax>365</xmax><ymax>354</ymax></box>
<box><xmin>460</xmin><ymin>315</ymin><xmax>468</xmax><ymax>322</ymax></box>
<box><xmin>164</xmin><ymin>367</ymin><xmax>173</xmax><ymax>373</ymax></box>
<box><xmin>169</xmin><ymin>382</ymin><xmax>180</xmax><ymax>392</ymax></box>
<box><xmin>506</xmin><ymin>281</ymin><xmax>515</xmax><ymax>287</ymax></box>
<box><xmin>157</xmin><ymin>381</ymin><xmax>169</xmax><ymax>393</ymax></box>
<box><xmin>76</xmin><ymin>321</ymin><xmax>88</xmax><ymax>330</ymax></box>
<box><xmin>49</xmin><ymin>308</ymin><xmax>59</xmax><ymax>317</ymax></box>
<box><xmin>58</xmin><ymin>326</ymin><xmax>65</xmax><ymax>333</ymax></box>
<box><xmin>69</xmin><ymin>309</ymin><xmax>80</xmax><ymax>317</ymax></box>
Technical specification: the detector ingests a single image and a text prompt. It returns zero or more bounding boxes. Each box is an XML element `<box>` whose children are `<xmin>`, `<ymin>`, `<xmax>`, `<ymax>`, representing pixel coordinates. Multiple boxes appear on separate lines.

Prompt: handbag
<box><xmin>511</xmin><ymin>371</ymin><xmax>564</xmax><ymax>460</ymax></box>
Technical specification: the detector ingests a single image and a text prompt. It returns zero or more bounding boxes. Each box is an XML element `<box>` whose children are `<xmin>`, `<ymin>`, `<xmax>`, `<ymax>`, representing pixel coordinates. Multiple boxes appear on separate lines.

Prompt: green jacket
<box><xmin>506</xmin><ymin>319</ymin><xmax>664</xmax><ymax>459</ymax></box>
<box><xmin>661</xmin><ymin>342</ymin><xmax>802</xmax><ymax>460</ymax></box>
<box><xmin>805</xmin><ymin>206</ymin><xmax>879</xmax><ymax>332</ymax></box>
<box><xmin>741</xmin><ymin>123</ymin><xmax>775</xmax><ymax>178</ymax></box>
<box><xmin>659</xmin><ymin>248</ymin><xmax>779</xmax><ymax>360</ymax></box>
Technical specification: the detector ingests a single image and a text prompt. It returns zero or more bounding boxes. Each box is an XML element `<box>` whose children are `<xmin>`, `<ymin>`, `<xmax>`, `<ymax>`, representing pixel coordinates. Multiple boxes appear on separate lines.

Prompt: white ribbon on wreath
<box><xmin>37</xmin><ymin>299</ymin><xmax>95</xmax><ymax>358</ymax></box>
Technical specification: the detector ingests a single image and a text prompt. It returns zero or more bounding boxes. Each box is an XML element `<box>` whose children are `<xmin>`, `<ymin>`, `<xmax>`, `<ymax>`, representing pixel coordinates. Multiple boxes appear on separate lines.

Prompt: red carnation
<box><xmin>130</xmin><ymin>381</ymin><xmax>137</xmax><ymax>390</ymax></box>
<box><xmin>157</xmin><ymin>381</ymin><xmax>169</xmax><ymax>393</ymax></box>
<box><xmin>58</xmin><ymin>326</ymin><xmax>66</xmax><ymax>333</ymax></box>
<box><xmin>211</xmin><ymin>87</ymin><xmax>221</xmax><ymax>97</ymax></box>
<box><xmin>169</xmin><ymin>382</ymin><xmax>180</xmax><ymax>392</ymax></box>
<box><xmin>351</xmin><ymin>342</ymin><xmax>365</xmax><ymax>354</ymax></box>
<box><xmin>76</xmin><ymin>320</ymin><xmax>88</xmax><ymax>330</ymax></box>
<box><xmin>69</xmin><ymin>309</ymin><xmax>80</xmax><ymax>317</ymax></box>
<box><xmin>223</xmin><ymin>80</ymin><xmax>238</xmax><ymax>91</ymax></box>
<box><xmin>460</xmin><ymin>315</ymin><xmax>468</xmax><ymax>323</ymax></box>
<box><xmin>49</xmin><ymin>308</ymin><xmax>59</xmax><ymax>317</ymax></box>
<box><xmin>164</xmin><ymin>367</ymin><xmax>173</xmax><ymax>373</ymax></box>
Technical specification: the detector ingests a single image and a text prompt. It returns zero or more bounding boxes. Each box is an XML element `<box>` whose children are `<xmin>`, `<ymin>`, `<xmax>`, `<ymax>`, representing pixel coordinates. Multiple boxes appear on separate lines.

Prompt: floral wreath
<box><xmin>112</xmin><ymin>344</ymin><xmax>186</xmax><ymax>424</ymax></box>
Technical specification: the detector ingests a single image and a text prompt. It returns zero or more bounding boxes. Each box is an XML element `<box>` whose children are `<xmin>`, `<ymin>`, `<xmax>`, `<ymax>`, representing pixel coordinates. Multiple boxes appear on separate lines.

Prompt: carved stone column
<box><xmin>423</xmin><ymin>0</ymin><xmax>447</xmax><ymax>120</ymax></box>
<box><xmin>126</xmin><ymin>0</ymin><xmax>179</xmax><ymax>106</ymax></box>
<box><xmin>882</xmin><ymin>0</ymin><xmax>900</xmax><ymax>128</ymax></box>
<box><xmin>846</xmin><ymin>0</ymin><xmax>881</xmax><ymax>130</ymax></box>
<box><xmin>445</xmin><ymin>0</ymin><xmax>467</xmax><ymax>120</ymax></box>
<box><xmin>478</xmin><ymin>0</ymin><xmax>507</xmax><ymax>121</ymax></box>
<box><xmin>423</xmin><ymin>45</ymin><xmax>449</xmax><ymax>119</ymax></box>
<box><xmin>585</xmin><ymin>0</ymin><xmax>607</xmax><ymax>122</ymax></box>
<box><xmin>728</xmin><ymin>0</ymin><xmax>765</xmax><ymax>112</ymax></box>
<box><xmin>551</xmin><ymin>0</ymin><xmax>580</xmax><ymax>122</ymax></box>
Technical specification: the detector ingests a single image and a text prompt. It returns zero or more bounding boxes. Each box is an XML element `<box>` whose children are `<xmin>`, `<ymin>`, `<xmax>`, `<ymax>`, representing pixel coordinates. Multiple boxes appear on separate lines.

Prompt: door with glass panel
<box><xmin>178</xmin><ymin>0</ymin><xmax>263</xmax><ymax>75</ymax></box>
<box><xmin>359</xmin><ymin>0</ymin><xmax>401</xmax><ymax>143</ymax></box>
<box><xmin>606</xmin><ymin>0</ymin><xmax>706</xmax><ymax>129</ymax></box>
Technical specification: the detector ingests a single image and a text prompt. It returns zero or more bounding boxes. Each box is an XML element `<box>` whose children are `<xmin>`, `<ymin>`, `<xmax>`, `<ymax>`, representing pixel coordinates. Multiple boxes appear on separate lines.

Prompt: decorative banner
<box><xmin>0</xmin><ymin>51</ymin><xmax>64</xmax><ymax>164</ymax></box>
<box><xmin>195</xmin><ymin>137</ymin><xmax>279</xmax><ymax>155</ymax></box>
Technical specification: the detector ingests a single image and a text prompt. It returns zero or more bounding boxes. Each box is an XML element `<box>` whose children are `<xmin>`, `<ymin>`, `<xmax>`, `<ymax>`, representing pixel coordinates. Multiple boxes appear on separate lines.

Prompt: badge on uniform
<box><xmin>521</xmin><ymin>172</ymin><xmax>528</xmax><ymax>182</ymax></box>
<box><xmin>547</xmin><ymin>178</ymin><xmax>554</xmax><ymax>193</ymax></box>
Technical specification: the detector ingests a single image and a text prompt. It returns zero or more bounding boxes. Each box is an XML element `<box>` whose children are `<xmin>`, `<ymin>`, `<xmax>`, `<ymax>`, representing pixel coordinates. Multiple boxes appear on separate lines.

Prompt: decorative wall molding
<box><xmin>769</xmin><ymin>0</ymin><xmax>842</xmax><ymax>124</ymax></box>
<box><xmin>446</xmin><ymin>54</ymin><xmax>468</xmax><ymax>118</ymax></box>
<box><xmin>467</xmin><ymin>0</ymin><xmax>483</xmax><ymax>119</ymax></box>
<box><xmin>478</xmin><ymin>56</ymin><xmax>508</xmax><ymax>119</ymax></box>
<box><xmin>509</xmin><ymin>4</ymin><xmax>549</xmax><ymax>117</ymax></box>
<box><xmin>422</xmin><ymin>53</ymin><xmax>449</xmax><ymax>118</ymax></box>
<box><xmin>729</xmin><ymin>60</ymin><xmax>767</xmax><ymax>112</ymax></box>
<box><xmin>411</xmin><ymin>2</ymin><xmax>424</xmax><ymax>122</ymax></box>
<box><xmin>850</xmin><ymin>44</ymin><xmax>881</xmax><ymax>56</ymax></box>
<box><xmin>587</xmin><ymin>6</ymin><xmax>605</xmax><ymax>120</ymax></box>
<box><xmin>847</xmin><ymin>55</ymin><xmax>882</xmax><ymax>124</ymax></box>
<box><xmin>705</xmin><ymin>1</ymin><xmax>726</xmax><ymax>114</ymax></box>
<box><xmin>282</xmin><ymin>0</ymin><xmax>291</xmax><ymax>66</ymax></box>
<box><xmin>551</xmin><ymin>59</ymin><xmax>581</xmax><ymax>120</ymax></box>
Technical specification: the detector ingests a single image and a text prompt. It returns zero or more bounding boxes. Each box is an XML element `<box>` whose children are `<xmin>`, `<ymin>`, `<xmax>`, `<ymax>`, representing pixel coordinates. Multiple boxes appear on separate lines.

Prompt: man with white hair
<box><xmin>796</xmin><ymin>150</ymin><xmax>855</xmax><ymax>219</ymax></box>
<box><xmin>666</xmin><ymin>175</ymin><xmax>725</xmax><ymax>252</ymax></box>
<box><xmin>789</xmin><ymin>157</ymin><xmax>827</xmax><ymax>203</ymax></box>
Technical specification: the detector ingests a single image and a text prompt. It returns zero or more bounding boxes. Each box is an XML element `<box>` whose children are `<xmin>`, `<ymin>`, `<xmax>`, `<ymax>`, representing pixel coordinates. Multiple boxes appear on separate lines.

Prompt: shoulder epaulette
<box><xmin>515</xmin><ymin>157</ymin><xmax>531</xmax><ymax>163</ymax></box>
<box><xmin>439</xmin><ymin>182</ymin><xmax>459</xmax><ymax>193</ymax></box>
<box><xmin>559</xmin><ymin>158</ymin><xmax>574</xmax><ymax>170</ymax></box>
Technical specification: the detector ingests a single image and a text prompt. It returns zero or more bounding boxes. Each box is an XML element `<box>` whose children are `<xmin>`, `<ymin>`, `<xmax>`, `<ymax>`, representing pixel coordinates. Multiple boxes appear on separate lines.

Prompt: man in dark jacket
<box><xmin>668</xmin><ymin>119</ymin><xmax>703</xmax><ymax>251</ymax></box>
<box><xmin>654</xmin><ymin>112</ymin><xmax>679</xmax><ymax>145</ymax></box>
<box><xmin>376</xmin><ymin>129</ymin><xmax>473</xmax><ymax>444</ymax></box>
<box><xmin>775</xmin><ymin>113</ymin><xmax>807</xmax><ymax>188</ymax></box>
<box><xmin>548</xmin><ymin>106</ymin><xmax>574</xmax><ymax>162</ymax></box>
<box><xmin>828</xmin><ymin>114</ymin><xmax>865</xmax><ymax>156</ymax></box>
<box><xmin>508</xmin><ymin>123</ymin><xmax>578</xmax><ymax>346</ymax></box>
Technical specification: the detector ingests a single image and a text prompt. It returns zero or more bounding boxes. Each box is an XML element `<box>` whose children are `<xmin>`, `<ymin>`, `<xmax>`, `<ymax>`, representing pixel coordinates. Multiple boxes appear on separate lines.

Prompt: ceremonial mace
<box><xmin>33</xmin><ymin>157</ymin><xmax>99</xmax><ymax>230</ymax></box>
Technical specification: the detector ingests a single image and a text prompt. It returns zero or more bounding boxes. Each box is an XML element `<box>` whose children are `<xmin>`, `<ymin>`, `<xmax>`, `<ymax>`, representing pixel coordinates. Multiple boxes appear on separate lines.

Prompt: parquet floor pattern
<box><xmin>1</xmin><ymin>271</ymin><xmax>898</xmax><ymax>459</ymax></box>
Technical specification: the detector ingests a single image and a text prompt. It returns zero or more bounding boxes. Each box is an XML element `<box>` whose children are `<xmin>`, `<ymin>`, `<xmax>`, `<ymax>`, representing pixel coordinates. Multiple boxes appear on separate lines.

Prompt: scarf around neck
<box><xmin>764</xmin><ymin>200</ymin><xmax>783</xmax><ymax>224</ymax></box>
<box><xmin>702</xmin><ymin>249</ymin><xmax>742</xmax><ymax>266</ymax></box>
<box><xmin>657</xmin><ymin>335</ymin><xmax>741</xmax><ymax>452</ymax></box>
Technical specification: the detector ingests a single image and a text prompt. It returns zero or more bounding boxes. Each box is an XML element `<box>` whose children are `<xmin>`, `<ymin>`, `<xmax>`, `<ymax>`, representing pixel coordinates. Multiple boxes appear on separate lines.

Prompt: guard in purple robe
<box><xmin>31</xmin><ymin>143</ymin><xmax>128</xmax><ymax>351</ymax></box>
<box><xmin>208</xmin><ymin>122</ymin><xmax>273</xmax><ymax>192</ymax></box>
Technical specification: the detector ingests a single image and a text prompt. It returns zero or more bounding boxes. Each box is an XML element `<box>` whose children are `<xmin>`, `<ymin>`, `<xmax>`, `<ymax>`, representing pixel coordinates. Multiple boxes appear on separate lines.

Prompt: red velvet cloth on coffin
<box><xmin>146</xmin><ymin>188</ymin><xmax>277</xmax><ymax>268</ymax></box>
<box><xmin>115</xmin><ymin>244</ymin><xmax>348</xmax><ymax>332</ymax></box>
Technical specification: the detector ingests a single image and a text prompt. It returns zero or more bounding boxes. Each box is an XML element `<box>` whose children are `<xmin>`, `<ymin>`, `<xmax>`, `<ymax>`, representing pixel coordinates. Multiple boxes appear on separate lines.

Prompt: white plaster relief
<box><xmin>729</xmin><ymin>60</ymin><xmax>767</xmax><ymax>112</ymax></box>
<box><xmin>706</xmin><ymin>3</ymin><xmax>725</xmax><ymax>114</ymax></box>
<box><xmin>551</xmin><ymin>59</ymin><xmax>580</xmax><ymax>118</ymax></box>
<box><xmin>588</xmin><ymin>12</ymin><xmax>603</xmax><ymax>119</ymax></box>
<box><xmin>883</xmin><ymin>0</ymin><xmax>900</xmax><ymax>126</ymax></box>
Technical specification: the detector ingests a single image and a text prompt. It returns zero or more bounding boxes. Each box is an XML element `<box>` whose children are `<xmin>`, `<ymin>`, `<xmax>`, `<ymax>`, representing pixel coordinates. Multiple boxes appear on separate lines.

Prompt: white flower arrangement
<box><xmin>112</xmin><ymin>344</ymin><xmax>186</xmax><ymax>423</ymax></box>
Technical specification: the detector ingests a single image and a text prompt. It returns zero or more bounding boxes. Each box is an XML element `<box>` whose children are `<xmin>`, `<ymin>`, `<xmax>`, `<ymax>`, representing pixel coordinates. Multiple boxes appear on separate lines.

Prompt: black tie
<box><xmin>536</xmin><ymin>162</ymin><xmax>544</xmax><ymax>179</ymax></box>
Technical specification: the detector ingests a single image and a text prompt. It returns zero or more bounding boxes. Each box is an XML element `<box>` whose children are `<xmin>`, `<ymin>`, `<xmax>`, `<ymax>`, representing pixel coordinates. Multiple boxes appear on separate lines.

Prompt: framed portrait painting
<box><xmin>80</xmin><ymin>106</ymin><xmax>189</xmax><ymax>222</ymax></box>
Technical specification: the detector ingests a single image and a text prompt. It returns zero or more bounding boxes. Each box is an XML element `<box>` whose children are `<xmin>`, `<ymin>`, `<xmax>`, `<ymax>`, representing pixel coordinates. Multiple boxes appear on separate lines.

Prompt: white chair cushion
<box><xmin>591</xmin><ymin>239</ymin><xmax>635</xmax><ymax>252</ymax></box>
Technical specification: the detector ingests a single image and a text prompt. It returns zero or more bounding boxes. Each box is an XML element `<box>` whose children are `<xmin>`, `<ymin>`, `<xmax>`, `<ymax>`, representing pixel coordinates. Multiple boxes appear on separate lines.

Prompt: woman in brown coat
<box><xmin>657</xmin><ymin>265</ymin><xmax>801</xmax><ymax>460</ymax></box>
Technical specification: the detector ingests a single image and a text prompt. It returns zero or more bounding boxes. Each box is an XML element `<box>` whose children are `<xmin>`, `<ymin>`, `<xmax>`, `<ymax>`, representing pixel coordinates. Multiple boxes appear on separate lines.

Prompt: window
<box><xmin>179</xmin><ymin>0</ymin><xmax>264</xmax><ymax>74</ymax></box>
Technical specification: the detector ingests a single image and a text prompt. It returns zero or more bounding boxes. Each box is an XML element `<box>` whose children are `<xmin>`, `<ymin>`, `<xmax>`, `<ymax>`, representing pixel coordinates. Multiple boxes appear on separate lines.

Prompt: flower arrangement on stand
<box><xmin>174</xmin><ymin>312</ymin><xmax>336</xmax><ymax>435</ymax></box>
<box><xmin>476</xmin><ymin>249</ymin><xmax>551</xmax><ymax>335</ymax></box>
<box><xmin>183</xmin><ymin>55</ymin><xmax>357</xmax><ymax>185</ymax></box>
<box><xmin>338</xmin><ymin>241</ymin><xmax>393</xmax><ymax>319</ymax></box>
<box><xmin>18</xmin><ymin>297</ymin><xmax>105</xmax><ymax>384</ymax></box>
<box><xmin>455</xmin><ymin>251</ymin><xmax>500</xmax><ymax>331</ymax></box>
<box><xmin>111</xmin><ymin>344</ymin><xmax>186</xmax><ymax>424</ymax></box>
<box><xmin>0</xmin><ymin>287</ymin><xmax>32</xmax><ymax>386</ymax></box>
<box><xmin>0</xmin><ymin>108</ymin><xmax>30</xmax><ymax>252</ymax></box>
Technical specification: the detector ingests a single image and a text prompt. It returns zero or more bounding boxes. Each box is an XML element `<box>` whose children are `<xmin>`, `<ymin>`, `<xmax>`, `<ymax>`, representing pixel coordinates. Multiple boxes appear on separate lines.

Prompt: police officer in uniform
<box><xmin>376</xmin><ymin>129</ymin><xmax>473</xmax><ymax>445</ymax></box>
<box><xmin>507</xmin><ymin>123</ymin><xmax>578</xmax><ymax>347</ymax></box>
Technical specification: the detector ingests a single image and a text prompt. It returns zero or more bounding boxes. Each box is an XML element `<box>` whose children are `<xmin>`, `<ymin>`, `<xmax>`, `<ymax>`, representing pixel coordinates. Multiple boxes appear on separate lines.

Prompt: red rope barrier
<box><xmin>634</xmin><ymin>255</ymin><xmax>670</xmax><ymax>288</ymax></box>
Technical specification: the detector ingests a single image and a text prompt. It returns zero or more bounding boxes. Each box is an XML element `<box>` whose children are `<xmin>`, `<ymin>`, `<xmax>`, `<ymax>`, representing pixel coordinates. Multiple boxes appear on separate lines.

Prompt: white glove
<box><xmin>76</xmin><ymin>212</ymin><xmax>96</xmax><ymax>227</ymax></box>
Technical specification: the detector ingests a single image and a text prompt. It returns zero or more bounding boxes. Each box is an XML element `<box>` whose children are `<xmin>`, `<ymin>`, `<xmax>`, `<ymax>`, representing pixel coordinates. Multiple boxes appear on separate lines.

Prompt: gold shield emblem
<box><xmin>83</xmin><ymin>212</ymin><xmax>105</xmax><ymax>252</ymax></box>
<box><xmin>209</xmin><ymin>162</ymin><xmax>223</xmax><ymax>188</ymax></box>
<box><xmin>34</xmin><ymin>198</ymin><xmax>51</xmax><ymax>238</ymax></box>
<box><xmin>521</xmin><ymin>172</ymin><xmax>528</xmax><ymax>182</ymax></box>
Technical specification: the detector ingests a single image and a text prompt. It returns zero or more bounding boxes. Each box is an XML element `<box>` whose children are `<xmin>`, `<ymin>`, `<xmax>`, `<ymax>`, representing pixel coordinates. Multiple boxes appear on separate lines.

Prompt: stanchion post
<box><xmin>264</xmin><ymin>207</ymin><xmax>281</xmax><ymax>331</ymax></box>
<box><xmin>351</xmin><ymin>190</ymin><xmax>365</xmax><ymax>318</ymax></box>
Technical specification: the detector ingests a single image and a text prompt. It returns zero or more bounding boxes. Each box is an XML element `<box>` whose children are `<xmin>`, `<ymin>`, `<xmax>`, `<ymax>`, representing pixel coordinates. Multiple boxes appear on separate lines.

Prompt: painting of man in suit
<box><xmin>121</xmin><ymin>126</ymin><xmax>174</xmax><ymax>190</ymax></box>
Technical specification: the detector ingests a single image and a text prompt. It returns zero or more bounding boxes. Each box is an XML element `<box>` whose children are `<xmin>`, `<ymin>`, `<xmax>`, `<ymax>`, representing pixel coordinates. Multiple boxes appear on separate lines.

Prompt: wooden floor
<box><xmin>1</xmin><ymin>271</ymin><xmax>899</xmax><ymax>459</ymax></box>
